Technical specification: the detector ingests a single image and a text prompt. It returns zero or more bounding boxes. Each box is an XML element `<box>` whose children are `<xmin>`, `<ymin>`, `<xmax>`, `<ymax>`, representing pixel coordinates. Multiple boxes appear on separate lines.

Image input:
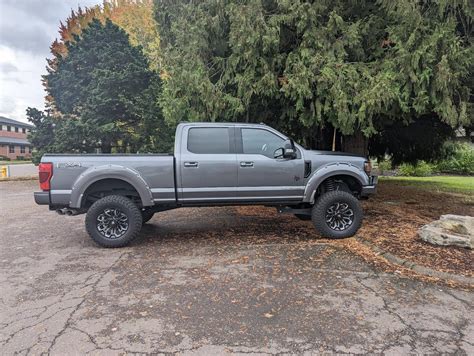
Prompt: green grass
<box><xmin>0</xmin><ymin>160</ymin><xmax>32</xmax><ymax>165</ymax></box>
<box><xmin>380</xmin><ymin>176</ymin><xmax>474</xmax><ymax>195</ymax></box>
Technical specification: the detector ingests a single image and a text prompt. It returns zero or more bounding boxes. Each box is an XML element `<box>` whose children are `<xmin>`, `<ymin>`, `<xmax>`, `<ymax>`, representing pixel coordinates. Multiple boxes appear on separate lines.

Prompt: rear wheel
<box><xmin>85</xmin><ymin>195</ymin><xmax>142</xmax><ymax>248</ymax></box>
<box><xmin>141</xmin><ymin>209</ymin><xmax>155</xmax><ymax>224</ymax></box>
<box><xmin>311</xmin><ymin>190</ymin><xmax>362</xmax><ymax>238</ymax></box>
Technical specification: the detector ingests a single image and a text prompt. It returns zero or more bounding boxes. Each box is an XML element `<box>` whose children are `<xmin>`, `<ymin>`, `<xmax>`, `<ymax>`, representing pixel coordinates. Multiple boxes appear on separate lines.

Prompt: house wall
<box><xmin>0</xmin><ymin>123</ymin><xmax>33</xmax><ymax>160</ymax></box>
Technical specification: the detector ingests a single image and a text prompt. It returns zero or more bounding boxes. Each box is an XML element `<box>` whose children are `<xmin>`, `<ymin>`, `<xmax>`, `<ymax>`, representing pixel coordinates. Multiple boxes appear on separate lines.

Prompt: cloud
<box><xmin>0</xmin><ymin>0</ymin><xmax>101</xmax><ymax>123</ymax></box>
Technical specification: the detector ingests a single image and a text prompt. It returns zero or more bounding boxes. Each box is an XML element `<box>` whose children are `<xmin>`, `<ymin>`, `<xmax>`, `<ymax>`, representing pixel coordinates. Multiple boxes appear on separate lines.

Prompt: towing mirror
<box><xmin>275</xmin><ymin>139</ymin><xmax>296</xmax><ymax>159</ymax></box>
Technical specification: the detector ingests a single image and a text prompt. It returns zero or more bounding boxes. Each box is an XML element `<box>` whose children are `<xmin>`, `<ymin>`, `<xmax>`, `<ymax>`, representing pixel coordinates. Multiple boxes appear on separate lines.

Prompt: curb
<box><xmin>356</xmin><ymin>238</ymin><xmax>474</xmax><ymax>285</ymax></box>
<box><xmin>0</xmin><ymin>176</ymin><xmax>37</xmax><ymax>182</ymax></box>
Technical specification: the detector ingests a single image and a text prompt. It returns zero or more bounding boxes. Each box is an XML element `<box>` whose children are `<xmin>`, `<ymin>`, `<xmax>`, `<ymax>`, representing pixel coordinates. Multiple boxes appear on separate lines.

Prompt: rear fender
<box><xmin>69</xmin><ymin>165</ymin><xmax>154</xmax><ymax>208</ymax></box>
<box><xmin>303</xmin><ymin>163</ymin><xmax>369</xmax><ymax>203</ymax></box>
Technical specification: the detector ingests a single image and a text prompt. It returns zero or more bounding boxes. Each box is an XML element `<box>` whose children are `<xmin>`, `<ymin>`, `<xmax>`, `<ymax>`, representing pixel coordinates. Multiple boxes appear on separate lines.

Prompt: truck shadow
<box><xmin>134</xmin><ymin>205</ymin><xmax>325</xmax><ymax>247</ymax></box>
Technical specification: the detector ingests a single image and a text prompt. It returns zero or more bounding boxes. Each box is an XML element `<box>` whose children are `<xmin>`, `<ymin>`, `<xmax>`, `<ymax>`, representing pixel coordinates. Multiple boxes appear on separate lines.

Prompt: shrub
<box><xmin>398</xmin><ymin>161</ymin><xmax>434</xmax><ymax>176</ymax></box>
<box><xmin>16</xmin><ymin>156</ymin><xmax>25</xmax><ymax>161</ymax></box>
<box><xmin>0</xmin><ymin>155</ymin><xmax>10</xmax><ymax>161</ymax></box>
<box><xmin>436</xmin><ymin>142</ymin><xmax>474</xmax><ymax>175</ymax></box>
<box><xmin>377</xmin><ymin>160</ymin><xmax>392</xmax><ymax>175</ymax></box>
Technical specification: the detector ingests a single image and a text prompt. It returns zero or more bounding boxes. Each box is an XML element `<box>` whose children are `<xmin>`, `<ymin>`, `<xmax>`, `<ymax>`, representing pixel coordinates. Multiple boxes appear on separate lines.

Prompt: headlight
<box><xmin>364</xmin><ymin>161</ymin><xmax>372</xmax><ymax>175</ymax></box>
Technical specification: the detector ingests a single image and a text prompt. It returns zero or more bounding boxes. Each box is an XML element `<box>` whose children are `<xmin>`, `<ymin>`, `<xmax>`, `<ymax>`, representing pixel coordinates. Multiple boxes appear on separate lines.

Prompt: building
<box><xmin>0</xmin><ymin>116</ymin><xmax>34</xmax><ymax>160</ymax></box>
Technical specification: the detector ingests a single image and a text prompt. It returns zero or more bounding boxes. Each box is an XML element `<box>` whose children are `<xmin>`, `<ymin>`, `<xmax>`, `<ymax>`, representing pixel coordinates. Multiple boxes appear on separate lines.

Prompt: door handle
<box><xmin>184</xmin><ymin>162</ymin><xmax>198</xmax><ymax>168</ymax></box>
<box><xmin>240</xmin><ymin>161</ymin><xmax>254</xmax><ymax>167</ymax></box>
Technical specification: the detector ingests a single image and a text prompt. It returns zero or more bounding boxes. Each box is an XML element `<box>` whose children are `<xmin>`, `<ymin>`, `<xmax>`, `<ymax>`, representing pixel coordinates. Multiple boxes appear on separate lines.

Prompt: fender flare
<box><xmin>303</xmin><ymin>163</ymin><xmax>369</xmax><ymax>203</ymax></box>
<box><xmin>69</xmin><ymin>165</ymin><xmax>154</xmax><ymax>208</ymax></box>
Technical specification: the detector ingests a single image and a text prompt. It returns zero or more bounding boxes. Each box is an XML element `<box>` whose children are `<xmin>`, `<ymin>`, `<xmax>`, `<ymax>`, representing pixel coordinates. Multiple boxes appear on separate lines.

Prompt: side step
<box><xmin>276</xmin><ymin>206</ymin><xmax>312</xmax><ymax>216</ymax></box>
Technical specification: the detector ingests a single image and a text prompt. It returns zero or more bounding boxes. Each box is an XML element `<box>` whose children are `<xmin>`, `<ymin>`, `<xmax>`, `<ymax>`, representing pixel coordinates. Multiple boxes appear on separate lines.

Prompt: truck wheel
<box><xmin>141</xmin><ymin>209</ymin><xmax>155</xmax><ymax>224</ymax></box>
<box><xmin>312</xmin><ymin>191</ymin><xmax>362</xmax><ymax>239</ymax></box>
<box><xmin>295</xmin><ymin>214</ymin><xmax>311</xmax><ymax>221</ymax></box>
<box><xmin>85</xmin><ymin>195</ymin><xmax>143</xmax><ymax>248</ymax></box>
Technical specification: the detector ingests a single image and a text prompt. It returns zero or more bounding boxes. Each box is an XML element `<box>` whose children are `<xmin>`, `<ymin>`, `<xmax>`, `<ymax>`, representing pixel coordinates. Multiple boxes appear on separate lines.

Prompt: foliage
<box><xmin>436</xmin><ymin>142</ymin><xmax>474</xmax><ymax>174</ymax></box>
<box><xmin>36</xmin><ymin>19</ymin><xmax>173</xmax><ymax>156</ymax></box>
<box><xmin>369</xmin><ymin>115</ymin><xmax>454</xmax><ymax>164</ymax></box>
<box><xmin>377</xmin><ymin>159</ymin><xmax>392</xmax><ymax>175</ymax></box>
<box><xmin>45</xmin><ymin>19</ymin><xmax>167</xmax><ymax>153</ymax></box>
<box><xmin>155</xmin><ymin>0</ymin><xmax>473</xmax><ymax>150</ymax></box>
<box><xmin>398</xmin><ymin>161</ymin><xmax>434</xmax><ymax>177</ymax></box>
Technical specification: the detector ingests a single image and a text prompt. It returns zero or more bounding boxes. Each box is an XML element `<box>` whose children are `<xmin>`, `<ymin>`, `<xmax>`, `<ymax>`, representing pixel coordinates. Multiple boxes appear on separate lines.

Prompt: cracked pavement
<box><xmin>1</xmin><ymin>180</ymin><xmax>473</xmax><ymax>355</ymax></box>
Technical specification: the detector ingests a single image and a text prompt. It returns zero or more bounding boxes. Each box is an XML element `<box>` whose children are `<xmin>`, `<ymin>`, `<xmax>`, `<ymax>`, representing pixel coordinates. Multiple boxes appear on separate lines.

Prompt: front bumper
<box><xmin>361</xmin><ymin>176</ymin><xmax>378</xmax><ymax>197</ymax></box>
<box><xmin>34</xmin><ymin>191</ymin><xmax>50</xmax><ymax>205</ymax></box>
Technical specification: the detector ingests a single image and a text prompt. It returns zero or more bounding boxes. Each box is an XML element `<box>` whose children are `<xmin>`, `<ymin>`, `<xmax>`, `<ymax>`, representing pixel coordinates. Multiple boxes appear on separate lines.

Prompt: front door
<box><xmin>179</xmin><ymin>126</ymin><xmax>238</xmax><ymax>202</ymax></box>
<box><xmin>236</xmin><ymin>127</ymin><xmax>305</xmax><ymax>201</ymax></box>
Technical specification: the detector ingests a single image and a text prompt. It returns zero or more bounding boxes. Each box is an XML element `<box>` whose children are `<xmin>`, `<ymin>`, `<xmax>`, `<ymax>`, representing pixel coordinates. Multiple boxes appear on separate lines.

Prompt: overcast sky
<box><xmin>0</xmin><ymin>0</ymin><xmax>101</xmax><ymax>123</ymax></box>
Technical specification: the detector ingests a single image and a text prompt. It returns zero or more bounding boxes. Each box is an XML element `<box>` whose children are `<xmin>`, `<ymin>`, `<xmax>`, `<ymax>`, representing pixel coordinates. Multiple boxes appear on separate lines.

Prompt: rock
<box><xmin>419</xmin><ymin>214</ymin><xmax>474</xmax><ymax>249</ymax></box>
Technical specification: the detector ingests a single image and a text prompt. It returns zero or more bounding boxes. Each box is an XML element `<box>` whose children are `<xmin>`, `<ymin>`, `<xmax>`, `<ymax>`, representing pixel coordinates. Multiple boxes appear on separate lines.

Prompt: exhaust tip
<box><xmin>56</xmin><ymin>209</ymin><xmax>65</xmax><ymax>215</ymax></box>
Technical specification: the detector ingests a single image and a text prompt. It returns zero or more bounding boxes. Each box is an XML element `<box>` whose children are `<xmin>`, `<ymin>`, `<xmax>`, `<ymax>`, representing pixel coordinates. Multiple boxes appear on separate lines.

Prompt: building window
<box><xmin>9</xmin><ymin>145</ymin><xmax>15</xmax><ymax>153</ymax></box>
<box><xmin>22</xmin><ymin>128</ymin><xmax>26</xmax><ymax>133</ymax></box>
<box><xmin>15</xmin><ymin>126</ymin><xmax>19</xmax><ymax>132</ymax></box>
<box><xmin>20</xmin><ymin>146</ymin><xmax>25</xmax><ymax>154</ymax></box>
<box><xmin>27</xmin><ymin>146</ymin><xmax>31</xmax><ymax>153</ymax></box>
<box><xmin>7</xmin><ymin>125</ymin><xmax>11</xmax><ymax>132</ymax></box>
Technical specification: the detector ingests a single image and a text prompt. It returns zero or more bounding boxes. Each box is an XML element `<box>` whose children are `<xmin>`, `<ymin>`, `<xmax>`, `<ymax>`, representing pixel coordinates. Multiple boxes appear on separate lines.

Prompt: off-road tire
<box><xmin>141</xmin><ymin>209</ymin><xmax>155</xmax><ymax>224</ymax></box>
<box><xmin>311</xmin><ymin>190</ymin><xmax>363</xmax><ymax>239</ymax></box>
<box><xmin>85</xmin><ymin>195</ymin><xmax>143</xmax><ymax>248</ymax></box>
<box><xmin>295</xmin><ymin>214</ymin><xmax>311</xmax><ymax>221</ymax></box>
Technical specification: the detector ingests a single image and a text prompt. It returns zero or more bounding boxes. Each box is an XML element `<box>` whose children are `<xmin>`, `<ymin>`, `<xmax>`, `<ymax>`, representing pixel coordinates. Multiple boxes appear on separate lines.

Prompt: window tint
<box><xmin>187</xmin><ymin>127</ymin><xmax>230</xmax><ymax>154</ymax></box>
<box><xmin>241</xmin><ymin>129</ymin><xmax>284</xmax><ymax>158</ymax></box>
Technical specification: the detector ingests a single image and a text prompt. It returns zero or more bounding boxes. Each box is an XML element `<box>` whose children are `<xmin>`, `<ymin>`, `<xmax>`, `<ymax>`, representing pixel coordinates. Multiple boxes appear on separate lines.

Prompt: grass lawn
<box><xmin>0</xmin><ymin>160</ymin><xmax>33</xmax><ymax>165</ymax></box>
<box><xmin>380</xmin><ymin>176</ymin><xmax>473</xmax><ymax>195</ymax></box>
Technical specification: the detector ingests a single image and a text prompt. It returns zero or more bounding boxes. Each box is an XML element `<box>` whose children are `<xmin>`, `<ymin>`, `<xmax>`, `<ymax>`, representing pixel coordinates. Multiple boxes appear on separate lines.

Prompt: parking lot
<box><xmin>1</xmin><ymin>180</ymin><xmax>472</xmax><ymax>355</ymax></box>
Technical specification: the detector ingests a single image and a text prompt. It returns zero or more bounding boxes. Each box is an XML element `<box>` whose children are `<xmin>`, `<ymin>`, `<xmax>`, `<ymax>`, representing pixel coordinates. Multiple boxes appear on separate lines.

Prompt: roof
<box><xmin>0</xmin><ymin>116</ymin><xmax>34</xmax><ymax>128</ymax></box>
<box><xmin>0</xmin><ymin>137</ymin><xmax>31</xmax><ymax>145</ymax></box>
<box><xmin>178</xmin><ymin>122</ymin><xmax>267</xmax><ymax>127</ymax></box>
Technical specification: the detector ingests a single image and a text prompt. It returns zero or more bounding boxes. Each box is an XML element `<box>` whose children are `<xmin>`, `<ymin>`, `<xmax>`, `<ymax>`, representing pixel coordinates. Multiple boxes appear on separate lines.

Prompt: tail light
<box><xmin>364</xmin><ymin>161</ymin><xmax>372</xmax><ymax>175</ymax></box>
<box><xmin>38</xmin><ymin>163</ymin><xmax>53</xmax><ymax>191</ymax></box>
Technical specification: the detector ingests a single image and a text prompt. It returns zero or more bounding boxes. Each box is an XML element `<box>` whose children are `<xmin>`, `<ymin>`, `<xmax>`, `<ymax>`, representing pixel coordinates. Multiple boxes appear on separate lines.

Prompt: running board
<box><xmin>276</xmin><ymin>206</ymin><xmax>312</xmax><ymax>216</ymax></box>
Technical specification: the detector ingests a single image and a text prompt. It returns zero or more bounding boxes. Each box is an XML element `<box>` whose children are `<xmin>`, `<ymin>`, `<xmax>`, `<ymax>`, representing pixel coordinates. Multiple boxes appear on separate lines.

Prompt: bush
<box><xmin>377</xmin><ymin>159</ymin><xmax>392</xmax><ymax>175</ymax></box>
<box><xmin>0</xmin><ymin>155</ymin><xmax>10</xmax><ymax>161</ymax></box>
<box><xmin>436</xmin><ymin>142</ymin><xmax>474</xmax><ymax>175</ymax></box>
<box><xmin>16</xmin><ymin>156</ymin><xmax>25</xmax><ymax>161</ymax></box>
<box><xmin>398</xmin><ymin>161</ymin><xmax>434</xmax><ymax>176</ymax></box>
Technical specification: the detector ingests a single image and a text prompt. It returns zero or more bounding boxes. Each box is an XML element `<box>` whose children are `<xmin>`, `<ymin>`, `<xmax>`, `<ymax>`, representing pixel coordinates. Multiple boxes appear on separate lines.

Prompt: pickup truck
<box><xmin>34</xmin><ymin>122</ymin><xmax>377</xmax><ymax>247</ymax></box>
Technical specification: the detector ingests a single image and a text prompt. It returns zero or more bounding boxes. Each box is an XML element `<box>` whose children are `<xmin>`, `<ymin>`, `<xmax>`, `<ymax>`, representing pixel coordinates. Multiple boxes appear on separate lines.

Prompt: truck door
<box><xmin>236</xmin><ymin>127</ymin><xmax>305</xmax><ymax>202</ymax></box>
<box><xmin>178</xmin><ymin>126</ymin><xmax>238</xmax><ymax>202</ymax></box>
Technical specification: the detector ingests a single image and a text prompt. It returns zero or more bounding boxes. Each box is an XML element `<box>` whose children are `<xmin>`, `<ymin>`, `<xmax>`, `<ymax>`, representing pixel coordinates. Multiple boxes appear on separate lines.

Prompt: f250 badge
<box><xmin>61</xmin><ymin>162</ymin><xmax>82</xmax><ymax>168</ymax></box>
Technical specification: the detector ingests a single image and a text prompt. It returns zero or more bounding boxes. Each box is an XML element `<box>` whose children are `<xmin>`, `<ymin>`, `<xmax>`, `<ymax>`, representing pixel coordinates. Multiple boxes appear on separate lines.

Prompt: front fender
<box><xmin>303</xmin><ymin>163</ymin><xmax>369</xmax><ymax>203</ymax></box>
<box><xmin>69</xmin><ymin>165</ymin><xmax>154</xmax><ymax>208</ymax></box>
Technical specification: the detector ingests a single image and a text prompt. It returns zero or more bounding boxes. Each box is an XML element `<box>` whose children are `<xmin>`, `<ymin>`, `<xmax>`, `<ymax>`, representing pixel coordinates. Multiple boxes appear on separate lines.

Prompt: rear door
<box><xmin>178</xmin><ymin>126</ymin><xmax>238</xmax><ymax>202</ymax></box>
<box><xmin>236</xmin><ymin>127</ymin><xmax>305</xmax><ymax>201</ymax></box>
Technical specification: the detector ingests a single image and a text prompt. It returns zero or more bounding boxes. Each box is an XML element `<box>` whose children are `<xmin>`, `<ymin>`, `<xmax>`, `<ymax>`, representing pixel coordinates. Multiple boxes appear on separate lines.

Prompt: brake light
<box><xmin>38</xmin><ymin>163</ymin><xmax>53</xmax><ymax>191</ymax></box>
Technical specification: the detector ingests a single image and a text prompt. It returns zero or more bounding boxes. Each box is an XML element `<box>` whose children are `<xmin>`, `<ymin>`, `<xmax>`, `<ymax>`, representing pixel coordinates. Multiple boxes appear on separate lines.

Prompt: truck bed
<box><xmin>43</xmin><ymin>154</ymin><xmax>176</xmax><ymax>207</ymax></box>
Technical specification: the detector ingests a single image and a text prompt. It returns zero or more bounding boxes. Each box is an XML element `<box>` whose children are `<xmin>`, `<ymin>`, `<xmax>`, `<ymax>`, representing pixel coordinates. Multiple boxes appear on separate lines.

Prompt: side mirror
<box><xmin>274</xmin><ymin>139</ymin><xmax>297</xmax><ymax>159</ymax></box>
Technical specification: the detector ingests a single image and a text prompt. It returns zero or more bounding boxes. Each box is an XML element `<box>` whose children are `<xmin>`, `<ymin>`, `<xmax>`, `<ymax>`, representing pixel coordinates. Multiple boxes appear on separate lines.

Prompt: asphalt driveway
<box><xmin>0</xmin><ymin>180</ymin><xmax>472</xmax><ymax>355</ymax></box>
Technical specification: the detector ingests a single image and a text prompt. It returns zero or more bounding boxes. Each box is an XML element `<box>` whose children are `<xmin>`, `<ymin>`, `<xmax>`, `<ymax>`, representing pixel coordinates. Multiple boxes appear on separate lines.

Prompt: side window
<box><xmin>187</xmin><ymin>127</ymin><xmax>230</xmax><ymax>154</ymax></box>
<box><xmin>241</xmin><ymin>129</ymin><xmax>284</xmax><ymax>158</ymax></box>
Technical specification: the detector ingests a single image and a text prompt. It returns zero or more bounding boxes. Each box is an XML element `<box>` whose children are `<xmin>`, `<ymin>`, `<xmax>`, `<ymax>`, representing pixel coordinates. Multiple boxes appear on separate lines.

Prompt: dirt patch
<box><xmin>358</xmin><ymin>181</ymin><xmax>473</xmax><ymax>277</ymax></box>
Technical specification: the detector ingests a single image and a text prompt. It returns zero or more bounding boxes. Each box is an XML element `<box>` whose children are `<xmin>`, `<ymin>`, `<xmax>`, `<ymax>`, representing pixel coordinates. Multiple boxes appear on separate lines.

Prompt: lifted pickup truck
<box><xmin>35</xmin><ymin>122</ymin><xmax>377</xmax><ymax>247</ymax></box>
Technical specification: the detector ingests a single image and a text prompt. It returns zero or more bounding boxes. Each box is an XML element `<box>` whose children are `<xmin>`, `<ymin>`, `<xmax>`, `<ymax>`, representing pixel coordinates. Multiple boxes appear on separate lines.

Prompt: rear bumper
<box><xmin>34</xmin><ymin>191</ymin><xmax>50</xmax><ymax>205</ymax></box>
<box><xmin>361</xmin><ymin>176</ymin><xmax>378</xmax><ymax>197</ymax></box>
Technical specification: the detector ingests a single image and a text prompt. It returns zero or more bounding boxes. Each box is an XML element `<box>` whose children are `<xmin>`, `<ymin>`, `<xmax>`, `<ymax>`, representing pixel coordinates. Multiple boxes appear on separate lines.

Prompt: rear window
<box><xmin>187</xmin><ymin>127</ymin><xmax>230</xmax><ymax>154</ymax></box>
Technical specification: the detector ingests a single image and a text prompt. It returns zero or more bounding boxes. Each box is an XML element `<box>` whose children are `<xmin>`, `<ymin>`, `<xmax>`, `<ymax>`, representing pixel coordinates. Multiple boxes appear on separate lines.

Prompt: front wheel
<box><xmin>311</xmin><ymin>191</ymin><xmax>363</xmax><ymax>239</ymax></box>
<box><xmin>85</xmin><ymin>195</ymin><xmax>143</xmax><ymax>248</ymax></box>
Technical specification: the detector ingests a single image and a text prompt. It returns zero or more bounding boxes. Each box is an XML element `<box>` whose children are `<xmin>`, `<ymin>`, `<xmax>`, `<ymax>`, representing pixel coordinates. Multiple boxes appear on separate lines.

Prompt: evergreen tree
<box><xmin>46</xmin><ymin>19</ymin><xmax>165</xmax><ymax>153</ymax></box>
<box><xmin>154</xmin><ymin>0</ymin><xmax>473</xmax><ymax>158</ymax></box>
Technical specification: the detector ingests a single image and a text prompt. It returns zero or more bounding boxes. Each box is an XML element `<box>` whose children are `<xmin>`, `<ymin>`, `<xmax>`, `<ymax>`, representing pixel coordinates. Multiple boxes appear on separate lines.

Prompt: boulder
<box><xmin>419</xmin><ymin>214</ymin><xmax>474</xmax><ymax>249</ymax></box>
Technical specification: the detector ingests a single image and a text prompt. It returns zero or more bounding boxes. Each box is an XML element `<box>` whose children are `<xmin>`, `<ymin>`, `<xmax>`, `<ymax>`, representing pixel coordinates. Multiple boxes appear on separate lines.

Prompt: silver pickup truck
<box><xmin>34</xmin><ymin>122</ymin><xmax>377</xmax><ymax>247</ymax></box>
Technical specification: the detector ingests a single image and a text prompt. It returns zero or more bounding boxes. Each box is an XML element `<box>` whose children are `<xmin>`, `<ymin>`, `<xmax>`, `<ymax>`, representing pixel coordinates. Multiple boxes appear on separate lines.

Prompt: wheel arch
<box><xmin>303</xmin><ymin>163</ymin><xmax>369</xmax><ymax>203</ymax></box>
<box><xmin>69</xmin><ymin>165</ymin><xmax>154</xmax><ymax>209</ymax></box>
